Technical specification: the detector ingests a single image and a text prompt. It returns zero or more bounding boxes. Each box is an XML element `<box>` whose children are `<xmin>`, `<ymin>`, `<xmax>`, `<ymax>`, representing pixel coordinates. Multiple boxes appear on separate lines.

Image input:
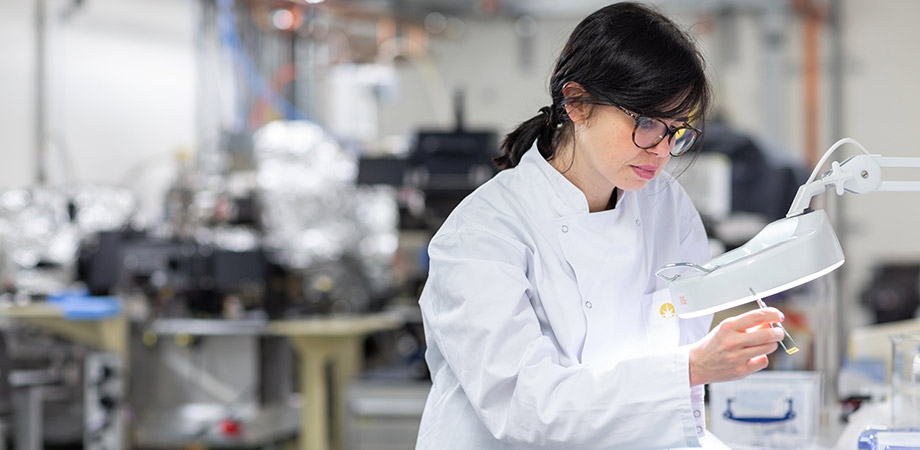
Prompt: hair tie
<box><xmin>539</xmin><ymin>105</ymin><xmax>566</xmax><ymax>129</ymax></box>
<box><xmin>540</xmin><ymin>105</ymin><xmax>562</xmax><ymax>126</ymax></box>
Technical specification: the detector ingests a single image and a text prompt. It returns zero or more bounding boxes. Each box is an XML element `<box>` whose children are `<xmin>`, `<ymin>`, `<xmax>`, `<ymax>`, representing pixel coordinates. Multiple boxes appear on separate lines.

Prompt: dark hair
<box><xmin>494</xmin><ymin>2</ymin><xmax>712</xmax><ymax>170</ymax></box>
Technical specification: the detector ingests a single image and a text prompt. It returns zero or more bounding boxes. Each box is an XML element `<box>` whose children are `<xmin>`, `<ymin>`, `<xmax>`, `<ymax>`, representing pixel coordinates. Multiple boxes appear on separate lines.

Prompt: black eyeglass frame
<box><xmin>614</xmin><ymin>105</ymin><xmax>702</xmax><ymax>157</ymax></box>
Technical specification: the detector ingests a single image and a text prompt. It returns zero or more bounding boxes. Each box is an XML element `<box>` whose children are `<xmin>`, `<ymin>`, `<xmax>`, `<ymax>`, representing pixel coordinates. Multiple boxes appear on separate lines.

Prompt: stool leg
<box><xmin>330</xmin><ymin>338</ymin><xmax>361</xmax><ymax>450</ymax></box>
<box><xmin>299</xmin><ymin>349</ymin><xmax>329</xmax><ymax>450</ymax></box>
<box><xmin>0</xmin><ymin>417</ymin><xmax>7</xmax><ymax>450</ymax></box>
<box><xmin>14</xmin><ymin>386</ymin><xmax>42</xmax><ymax>450</ymax></box>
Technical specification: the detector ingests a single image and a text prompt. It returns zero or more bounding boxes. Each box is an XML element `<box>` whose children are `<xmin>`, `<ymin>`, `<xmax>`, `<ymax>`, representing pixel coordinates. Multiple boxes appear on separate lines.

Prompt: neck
<box><xmin>549</xmin><ymin>142</ymin><xmax>618</xmax><ymax>213</ymax></box>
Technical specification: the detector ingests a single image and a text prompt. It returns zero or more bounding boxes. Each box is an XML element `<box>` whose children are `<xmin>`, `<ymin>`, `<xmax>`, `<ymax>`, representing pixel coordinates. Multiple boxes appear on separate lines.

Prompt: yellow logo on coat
<box><xmin>659</xmin><ymin>302</ymin><xmax>676</xmax><ymax>319</ymax></box>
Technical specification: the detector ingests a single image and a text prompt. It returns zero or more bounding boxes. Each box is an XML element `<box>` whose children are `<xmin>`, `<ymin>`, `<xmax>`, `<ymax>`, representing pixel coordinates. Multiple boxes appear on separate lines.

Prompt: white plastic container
<box><xmin>709</xmin><ymin>371</ymin><xmax>822</xmax><ymax>449</ymax></box>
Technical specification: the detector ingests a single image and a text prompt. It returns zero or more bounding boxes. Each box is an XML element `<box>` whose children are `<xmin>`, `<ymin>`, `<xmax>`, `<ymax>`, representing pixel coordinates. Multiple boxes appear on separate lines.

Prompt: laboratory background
<box><xmin>0</xmin><ymin>0</ymin><xmax>918</xmax><ymax>448</ymax></box>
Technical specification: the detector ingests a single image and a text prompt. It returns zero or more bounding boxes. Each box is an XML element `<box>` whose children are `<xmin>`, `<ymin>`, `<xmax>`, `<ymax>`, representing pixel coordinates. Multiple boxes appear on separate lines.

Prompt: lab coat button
<box><xmin>584</xmin><ymin>301</ymin><xmax>592</xmax><ymax>309</ymax></box>
<box><xmin>635</xmin><ymin>218</ymin><xmax>641</xmax><ymax>226</ymax></box>
<box><xmin>693</xmin><ymin>410</ymin><xmax>701</xmax><ymax>418</ymax></box>
<box><xmin>696</xmin><ymin>426</ymin><xmax>703</xmax><ymax>435</ymax></box>
<box><xmin>561</xmin><ymin>225</ymin><xmax>569</xmax><ymax>233</ymax></box>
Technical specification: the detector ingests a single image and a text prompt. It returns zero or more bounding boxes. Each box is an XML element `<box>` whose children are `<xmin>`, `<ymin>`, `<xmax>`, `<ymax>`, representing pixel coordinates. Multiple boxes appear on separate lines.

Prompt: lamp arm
<box><xmin>786</xmin><ymin>139</ymin><xmax>920</xmax><ymax>217</ymax></box>
<box><xmin>873</xmin><ymin>157</ymin><xmax>920</xmax><ymax>192</ymax></box>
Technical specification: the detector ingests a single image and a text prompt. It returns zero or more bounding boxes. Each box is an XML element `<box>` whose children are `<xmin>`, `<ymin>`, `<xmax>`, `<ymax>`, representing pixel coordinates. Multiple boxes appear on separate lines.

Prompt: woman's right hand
<box><xmin>688</xmin><ymin>307</ymin><xmax>786</xmax><ymax>386</ymax></box>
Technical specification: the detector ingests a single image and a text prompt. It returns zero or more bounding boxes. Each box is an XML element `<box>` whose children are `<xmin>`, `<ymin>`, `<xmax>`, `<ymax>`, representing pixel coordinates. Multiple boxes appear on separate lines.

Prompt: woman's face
<box><xmin>568</xmin><ymin>104</ymin><xmax>676</xmax><ymax>193</ymax></box>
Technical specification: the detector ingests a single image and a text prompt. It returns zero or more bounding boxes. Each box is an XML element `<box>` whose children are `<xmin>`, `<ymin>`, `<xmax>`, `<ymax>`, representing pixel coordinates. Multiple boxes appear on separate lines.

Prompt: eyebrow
<box><xmin>652</xmin><ymin>109</ymin><xmax>690</xmax><ymax>124</ymax></box>
<box><xmin>664</xmin><ymin>116</ymin><xmax>691</xmax><ymax>127</ymax></box>
<box><xmin>671</xmin><ymin>110</ymin><xmax>692</xmax><ymax>121</ymax></box>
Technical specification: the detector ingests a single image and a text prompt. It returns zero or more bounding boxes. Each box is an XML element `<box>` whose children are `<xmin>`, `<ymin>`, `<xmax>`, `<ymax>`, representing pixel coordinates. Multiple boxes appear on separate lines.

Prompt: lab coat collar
<box><xmin>520</xmin><ymin>145</ymin><xmax>628</xmax><ymax>216</ymax></box>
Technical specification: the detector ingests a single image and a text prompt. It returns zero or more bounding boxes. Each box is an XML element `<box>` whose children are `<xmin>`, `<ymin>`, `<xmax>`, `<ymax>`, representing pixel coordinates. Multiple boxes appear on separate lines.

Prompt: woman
<box><xmin>415</xmin><ymin>3</ymin><xmax>785</xmax><ymax>449</ymax></box>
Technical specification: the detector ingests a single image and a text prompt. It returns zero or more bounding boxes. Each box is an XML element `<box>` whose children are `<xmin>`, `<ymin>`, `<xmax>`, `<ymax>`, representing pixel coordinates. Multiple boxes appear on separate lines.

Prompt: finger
<box><xmin>728</xmin><ymin>307</ymin><xmax>783</xmax><ymax>331</ymax></box>
<box><xmin>722</xmin><ymin>327</ymin><xmax>781</xmax><ymax>352</ymax></box>
<box><xmin>746</xmin><ymin>354</ymin><xmax>769</xmax><ymax>373</ymax></box>
<box><xmin>740</xmin><ymin>327</ymin><xmax>785</xmax><ymax>346</ymax></box>
<box><xmin>743</xmin><ymin>322</ymin><xmax>774</xmax><ymax>333</ymax></box>
<box><xmin>741</xmin><ymin>341</ymin><xmax>779</xmax><ymax>360</ymax></box>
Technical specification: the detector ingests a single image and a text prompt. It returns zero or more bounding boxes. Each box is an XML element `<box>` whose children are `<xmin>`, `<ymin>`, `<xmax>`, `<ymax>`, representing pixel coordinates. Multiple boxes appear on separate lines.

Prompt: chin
<box><xmin>618</xmin><ymin>178</ymin><xmax>653</xmax><ymax>192</ymax></box>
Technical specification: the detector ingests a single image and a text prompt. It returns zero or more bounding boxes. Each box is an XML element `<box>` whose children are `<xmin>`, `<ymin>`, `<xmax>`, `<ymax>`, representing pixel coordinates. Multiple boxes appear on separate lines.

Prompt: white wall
<box><xmin>0</xmin><ymin>0</ymin><xmax>40</xmax><ymax>187</ymax></box>
<box><xmin>376</xmin><ymin>17</ymin><xmax>574</xmax><ymax>137</ymax></box>
<box><xmin>0</xmin><ymin>0</ymin><xmax>197</xmax><ymax>220</ymax></box>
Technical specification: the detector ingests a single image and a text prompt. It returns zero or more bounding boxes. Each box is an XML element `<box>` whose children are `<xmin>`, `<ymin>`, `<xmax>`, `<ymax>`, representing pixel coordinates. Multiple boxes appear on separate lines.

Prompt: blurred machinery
<box><xmin>0</xmin><ymin>325</ymin><xmax>84</xmax><ymax>448</ymax></box>
<box><xmin>861</xmin><ymin>264</ymin><xmax>920</xmax><ymax>324</ymax></box>
<box><xmin>667</xmin><ymin>122</ymin><xmax>810</xmax><ymax>258</ymax></box>
<box><xmin>0</xmin><ymin>184</ymin><xmax>138</xmax><ymax>297</ymax></box>
<box><xmin>73</xmin><ymin>121</ymin><xmax>399</xmax><ymax>320</ymax></box>
<box><xmin>699</xmin><ymin>122</ymin><xmax>808</xmax><ymax>224</ymax></box>
<box><xmin>0</xmin><ymin>185</ymin><xmax>136</xmax><ymax>447</ymax></box>
<box><xmin>79</xmin><ymin>230</ymin><xmax>278</xmax><ymax>317</ymax></box>
<box><xmin>83</xmin><ymin>352</ymin><xmax>123</xmax><ymax>450</ymax></box>
<box><xmin>0</xmin><ymin>118</ymin><xmax>403</xmax><ymax>447</ymax></box>
<box><xmin>130</xmin><ymin>322</ymin><xmax>298</xmax><ymax>448</ymax></box>
<box><xmin>358</xmin><ymin>89</ymin><xmax>498</xmax><ymax>231</ymax></box>
<box><xmin>3</xmin><ymin>0</ymin><xmax>411</xmax><ymax>445</ymax></box>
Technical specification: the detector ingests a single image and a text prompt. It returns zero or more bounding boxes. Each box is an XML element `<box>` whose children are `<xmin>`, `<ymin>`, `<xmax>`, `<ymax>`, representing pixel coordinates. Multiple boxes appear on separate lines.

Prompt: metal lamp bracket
<box><xmin>786</xmin><ymin>141</ymin><xmax>920</xmax><ymax>218</ymax></box>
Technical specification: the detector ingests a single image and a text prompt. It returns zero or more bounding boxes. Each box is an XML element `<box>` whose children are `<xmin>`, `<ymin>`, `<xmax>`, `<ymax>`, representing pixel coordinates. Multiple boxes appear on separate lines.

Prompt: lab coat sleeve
<box><xmin>421</xmin><ymin>224</ymin><xmax>704</xmax><ymax>449</ymax></box>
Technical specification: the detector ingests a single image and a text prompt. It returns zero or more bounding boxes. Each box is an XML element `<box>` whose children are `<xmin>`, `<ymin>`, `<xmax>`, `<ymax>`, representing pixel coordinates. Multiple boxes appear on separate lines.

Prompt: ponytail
<box><xmin>494</xmin><ymin>105</ymin><xmax>566</xmax><ymax>170</ymax></box>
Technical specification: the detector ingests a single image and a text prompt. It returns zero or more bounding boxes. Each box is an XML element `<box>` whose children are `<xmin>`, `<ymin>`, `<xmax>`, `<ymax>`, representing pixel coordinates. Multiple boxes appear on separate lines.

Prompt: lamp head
<box><xmin>656</xmin><ymin>209</ymin><xmax>845</xmax><ymax>318</ymax></box>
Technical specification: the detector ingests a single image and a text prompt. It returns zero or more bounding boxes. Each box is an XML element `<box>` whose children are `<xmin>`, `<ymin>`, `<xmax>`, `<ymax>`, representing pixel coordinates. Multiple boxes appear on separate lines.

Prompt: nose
<box><xmin>647</xmin><ymin>136</ymin><xmax>673</xmax><ymax>158</ymax></box>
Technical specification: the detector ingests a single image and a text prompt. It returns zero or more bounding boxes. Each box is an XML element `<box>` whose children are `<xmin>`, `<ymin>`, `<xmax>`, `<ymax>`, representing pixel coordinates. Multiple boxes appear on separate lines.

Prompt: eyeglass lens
<box><xmin>633</xmin><ymin>117</ymin><xmax>698</xmax><ymax>156</ymax></box>
<box><xmin>671</xmin><ymin>127</ymin><xmax>697</xmax><ymax>155</ymax></box>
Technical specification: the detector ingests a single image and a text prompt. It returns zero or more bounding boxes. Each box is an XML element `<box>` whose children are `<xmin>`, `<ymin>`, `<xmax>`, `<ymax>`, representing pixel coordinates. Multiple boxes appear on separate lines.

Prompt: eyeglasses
<box><xmin>615</xmin><ymin>106</ymin><xmax>701</xmax><ymax>157</ymax></box>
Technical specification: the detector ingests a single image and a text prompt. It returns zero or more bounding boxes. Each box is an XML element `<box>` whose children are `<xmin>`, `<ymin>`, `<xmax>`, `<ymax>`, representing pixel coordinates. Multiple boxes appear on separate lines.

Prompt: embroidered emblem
<box><xmin>659</xmin><ymin>302</ymin><xmax>676</xmax><ymax>319</ymax></box>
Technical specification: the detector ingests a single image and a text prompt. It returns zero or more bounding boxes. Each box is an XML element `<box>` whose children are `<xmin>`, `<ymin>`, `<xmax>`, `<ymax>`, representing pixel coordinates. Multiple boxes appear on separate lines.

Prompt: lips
<box><xmin>631</xmin><ymin>165</ymin><xmax>657</xmax><ymax>180</ymax></box>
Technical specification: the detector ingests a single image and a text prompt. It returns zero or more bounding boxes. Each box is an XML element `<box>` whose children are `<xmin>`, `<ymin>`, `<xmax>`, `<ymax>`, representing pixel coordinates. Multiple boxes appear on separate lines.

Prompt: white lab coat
<box><xmin>416</xmin><ymin>147</ymin><xmax>722</xmax><ymax>450</ymax></box>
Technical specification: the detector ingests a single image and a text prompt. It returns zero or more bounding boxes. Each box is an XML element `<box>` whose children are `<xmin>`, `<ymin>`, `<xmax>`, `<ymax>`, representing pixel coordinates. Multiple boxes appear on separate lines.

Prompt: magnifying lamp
<box><xmin>656</xmin><ymin>138</ymin><xmax>920</xmax><ymax>319</ymax></box>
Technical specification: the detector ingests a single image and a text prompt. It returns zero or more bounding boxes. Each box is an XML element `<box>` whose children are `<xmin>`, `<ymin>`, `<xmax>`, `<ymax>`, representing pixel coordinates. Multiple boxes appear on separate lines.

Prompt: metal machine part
<box><xmin>78</xmin><ymin>228</ymin><xmax>393</xmax><ymax>317</ymax></box>
<box><xmin>0</xmin><ymin>185</ymin><xmax>137</xmax><ymax>296</ymax></box>
<box><xmin>78</xmin><ymin>231</ymin><xmax>277</xmax><ymax>318</ymax></box>
<box><xmin>861</xmin><ymin>264</ymin><xmax>920</xmax><ymax>324</ymax></box>
<box><xmin>253</xmin><ymin>120</ymin><xmax>398</xmax><ymax>310</ymax></box>
<box><xmin>83</xmin><ymin>352</ymin><xmax>123</xmax><ymax>450</ymax></box>
<box><xmin>130</xmin><ymin>322</ymin><xmax>297</xmax><ymax>448</ymax></box>
<box><xmin>0</xmin><ymin>188</ymin><xmax>79</xmax><ymax>295</ymax></box>
<box><xmin>0</xmin><ymin>323</ymin><xmax>91</xmax><ymax>448</ymax></box>
<box><xmin>405</xmin><ymin>129</ymin><xmax>497</xmax><ymax>222</ymax></box>
<box><xmin>346</xmin><ymin>380</ymin><xmax>430</xmax><ymax>450</ymax></box>
<box><xmin>357</xmin><ymin>89</ymin><xmax>499</xmax><ymax>231</ymax></box>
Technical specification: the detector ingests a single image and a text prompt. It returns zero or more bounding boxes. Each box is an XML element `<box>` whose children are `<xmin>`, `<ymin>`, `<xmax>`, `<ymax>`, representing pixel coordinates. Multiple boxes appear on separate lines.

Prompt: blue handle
<box><xmin>723</xmin><ymin>398</ymin><xmax>796</xmax><ymax>423</ymax></box>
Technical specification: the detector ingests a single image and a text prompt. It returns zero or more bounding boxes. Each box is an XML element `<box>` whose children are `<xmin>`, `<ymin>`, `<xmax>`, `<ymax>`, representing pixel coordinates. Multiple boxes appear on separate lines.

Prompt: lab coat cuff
<box><xmin>677</xmin><ymin>345</ymin><xmax>704</xmax><ymax>447</ymax></box>
<box><xmin>691</xmin><ymin>384</ymin><xmax>706</xmax><ymax>438</ymax></box>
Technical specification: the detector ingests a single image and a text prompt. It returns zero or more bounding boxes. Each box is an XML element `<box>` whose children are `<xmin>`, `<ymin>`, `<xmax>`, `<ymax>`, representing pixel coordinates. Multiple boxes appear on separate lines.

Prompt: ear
<box><xmin>562</xmin><ymin>82</ymin><xmax>589</xmax><ymax>124</ymax></box>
